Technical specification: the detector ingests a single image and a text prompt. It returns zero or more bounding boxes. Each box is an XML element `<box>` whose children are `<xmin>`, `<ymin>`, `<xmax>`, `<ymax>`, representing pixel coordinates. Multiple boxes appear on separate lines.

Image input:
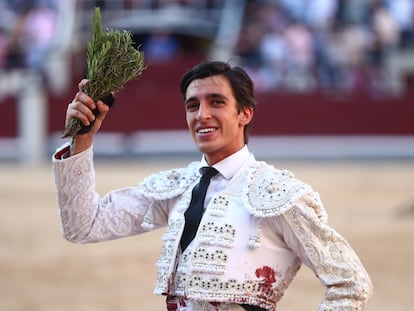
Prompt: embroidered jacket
<box><xmin>53</xmin><ymin>145</ymin><xmax>373</xmax><ymax>310</ymax></box>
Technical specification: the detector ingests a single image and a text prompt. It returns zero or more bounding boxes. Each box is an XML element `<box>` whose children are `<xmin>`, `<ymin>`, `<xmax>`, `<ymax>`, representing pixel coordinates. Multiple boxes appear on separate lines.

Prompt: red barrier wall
<box><xmin>1</xmin><ymin>56</ymin><xmax>414</xmax><ymax>138</ymax></box>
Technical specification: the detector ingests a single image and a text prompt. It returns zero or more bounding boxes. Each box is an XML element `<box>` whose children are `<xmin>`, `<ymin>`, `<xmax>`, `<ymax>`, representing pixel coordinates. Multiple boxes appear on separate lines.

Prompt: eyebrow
<box><xmin>184</xmin><ymin>93</ymin><xmax>228</xmax><ymax>105</ymax></box>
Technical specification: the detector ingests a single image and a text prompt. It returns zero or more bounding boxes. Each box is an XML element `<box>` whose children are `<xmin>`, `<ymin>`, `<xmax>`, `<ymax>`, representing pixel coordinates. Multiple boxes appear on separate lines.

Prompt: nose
<box><xmin>196</xmin><ymin>102</ymin><xmax>211</xmax><ymax>120</ymax></box>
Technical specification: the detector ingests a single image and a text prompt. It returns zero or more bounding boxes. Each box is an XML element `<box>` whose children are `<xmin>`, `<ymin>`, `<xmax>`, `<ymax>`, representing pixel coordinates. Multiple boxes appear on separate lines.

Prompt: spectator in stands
<box><xmin>53</xmin><ymin>60</ymin><xmax>373</xmax><ymax>311</ymax></box>
<box><xmin>234</xmin><ymin>0</ymin><xmax>414</xmax><ymax>97</ymax></box>
<box><xmin>371</xmin><ymin>2</ymin><xmax>400</xmax><ymax>56</ymax></box>
<box><xmin>5</xmin><ymin>1</ymin><xmax>57</xmax><ymax>72</ymax></box>
<box><xmin>239</xmin><ymin>2</ymin><xmax>288</xmax><ymax>91</ymax></box>
<box><xmin>385</xmin><ymin>0</ymin><xmax>414</xmax><ymax>48</ymax></box>
<box><xmin>283</xmin><ymin>20</ymin><xmax>316</xmax><ymax>92</ymax></box>
<box><xmin>0</xmin><ymin>1</ymin><xmax>14</xmax><ymax>68</ymax></box>
<box><xmin>257</xmin><ymin>26</ymin><xmax>288</xmax><ymax>91</ymax></box>
<box><xmin>304</xmin><ymin>0</ymin><xmax>338</xmax><ymax>30</ymax></box>
<box><xmin>0</xmin><ymin>27</ymin><xmax>7</xmax><ymax>69</ymax></box>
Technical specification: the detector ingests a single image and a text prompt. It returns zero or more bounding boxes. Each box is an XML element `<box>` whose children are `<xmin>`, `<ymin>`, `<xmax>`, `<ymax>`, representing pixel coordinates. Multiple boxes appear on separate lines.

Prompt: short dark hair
<box><xmin>180</xmin><ymin>60</ymin><xmax>257</xmax><ymax>144</ymax></box>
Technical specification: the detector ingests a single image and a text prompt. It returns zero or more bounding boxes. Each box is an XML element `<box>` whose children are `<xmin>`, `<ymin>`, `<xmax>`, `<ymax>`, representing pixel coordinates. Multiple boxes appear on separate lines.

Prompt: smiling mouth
<box><xmin>197</xmin><ymin>127</ymin><xmax>217</xmax><ymax>134</ymax></box>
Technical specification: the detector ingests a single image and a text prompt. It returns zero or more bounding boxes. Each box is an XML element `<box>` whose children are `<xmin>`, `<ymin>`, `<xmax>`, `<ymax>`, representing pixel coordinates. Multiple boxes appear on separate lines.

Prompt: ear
<box><xmin>239</xmin><ymin>107</ymin><xmax>254</xmax><ymax>126</ymax></box>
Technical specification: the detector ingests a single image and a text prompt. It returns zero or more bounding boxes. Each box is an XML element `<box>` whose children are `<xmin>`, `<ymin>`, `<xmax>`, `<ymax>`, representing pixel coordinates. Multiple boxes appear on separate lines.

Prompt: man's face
<box><xmin>184</xmin><ymin>75</ymin><xmax>253</xmax><ymax>165</ymax></box>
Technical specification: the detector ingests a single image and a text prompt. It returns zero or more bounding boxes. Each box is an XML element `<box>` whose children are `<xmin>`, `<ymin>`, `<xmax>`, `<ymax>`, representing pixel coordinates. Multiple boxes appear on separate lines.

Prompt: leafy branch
<box><xmin>63</xmin><ymin>7</ymin><xmax>146</xmax><ymax>138</ymax></box>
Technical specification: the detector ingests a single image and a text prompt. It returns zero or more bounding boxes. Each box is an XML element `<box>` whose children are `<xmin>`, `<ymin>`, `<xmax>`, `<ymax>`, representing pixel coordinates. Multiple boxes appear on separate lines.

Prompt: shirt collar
<box><xmin>200</xmin><ymin>145</ymin><xmax>251</xmax><ymax>180</ymax></box>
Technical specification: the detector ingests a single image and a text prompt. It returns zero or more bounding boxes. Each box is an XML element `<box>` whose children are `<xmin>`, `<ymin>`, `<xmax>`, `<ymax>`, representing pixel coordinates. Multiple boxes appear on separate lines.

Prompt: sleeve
<box><xmin>278</xmin><ymin>192</ymin><xmax>373</xmax><ymax>310</ymax></box>
<box><xmin>52</xmin><ymin>144</ymin><xmax>170</xmax><ymax>244</ymax></box>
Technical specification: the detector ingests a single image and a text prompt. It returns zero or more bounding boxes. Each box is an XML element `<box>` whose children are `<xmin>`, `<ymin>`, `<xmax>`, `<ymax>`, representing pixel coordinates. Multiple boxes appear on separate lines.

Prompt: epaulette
<box><xmin>246</xmin><ymin>162</ymin><xmax>312</xmax><ymax>217</ymax></box>
<box><xmin>138</xmin><ymin>162</ymin><xmax>200</xmax><ymax>200</ymax></box>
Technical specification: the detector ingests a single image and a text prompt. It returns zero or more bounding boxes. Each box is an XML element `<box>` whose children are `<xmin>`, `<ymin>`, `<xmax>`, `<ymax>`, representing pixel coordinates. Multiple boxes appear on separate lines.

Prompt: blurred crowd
<box><xmin>1</xmin><ymin>0</ymin><xmax>413</xmax><ymax>98</ymax></box>
<box><xmin>0</xmin><ymin>0</ymin><xmax>58</xmax><ymax>74</ymax></box>
<box><xmin>236</xmin><ymin>0</ymin><xmax>414</xmax><ymax>96</ymax></box>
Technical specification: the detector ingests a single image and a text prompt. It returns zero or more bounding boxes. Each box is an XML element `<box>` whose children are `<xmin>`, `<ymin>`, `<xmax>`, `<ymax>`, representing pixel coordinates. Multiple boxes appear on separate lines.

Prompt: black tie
<box><xmin>180</xmin><ymin>166</ymin><xmax>218</xmax><ymax>252</ymax></box>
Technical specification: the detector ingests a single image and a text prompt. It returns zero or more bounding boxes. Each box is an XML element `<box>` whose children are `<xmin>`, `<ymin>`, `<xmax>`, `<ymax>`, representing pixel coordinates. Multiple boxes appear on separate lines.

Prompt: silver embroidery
<box><xmin>139</xmin><ymin>162</ymin><xmax>199</xmax><ymax>200</ymax></box>
<box><xmin>247</xmin><ymin>164</ymin><xmax>308</xmax><ymax>217</ymax></box>
<box><xmin>198</xmin><ymin>221</ymin><xmax>236</xmax><ymax>248</ymax></box>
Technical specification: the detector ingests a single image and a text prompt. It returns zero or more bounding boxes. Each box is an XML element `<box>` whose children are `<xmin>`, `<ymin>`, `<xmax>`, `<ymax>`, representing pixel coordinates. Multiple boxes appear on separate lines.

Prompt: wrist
<box><xmin>70</xmin><ymin>135</ymin><xmax>93</xmax><ymax>156</ymax></box>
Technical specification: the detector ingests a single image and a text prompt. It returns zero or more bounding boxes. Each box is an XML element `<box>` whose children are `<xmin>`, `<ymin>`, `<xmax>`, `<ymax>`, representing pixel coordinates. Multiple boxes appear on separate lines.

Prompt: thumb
<box><xmin>89</xmin><ymin>100</ymin><xmax>110</xmax><ymax>134</ymax></box>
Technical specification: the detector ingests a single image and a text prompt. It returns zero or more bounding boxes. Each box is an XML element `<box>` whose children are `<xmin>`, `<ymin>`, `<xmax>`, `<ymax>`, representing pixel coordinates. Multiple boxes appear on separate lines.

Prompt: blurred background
<box><xmin>1</xmin><ymin>0</ymin><xmax>414</xmax><ymax>162</ymax></box>
<box><xmin>1</xmin><ymin>1</ymin><xmax>414</xmax><ymax>311</ymax></box>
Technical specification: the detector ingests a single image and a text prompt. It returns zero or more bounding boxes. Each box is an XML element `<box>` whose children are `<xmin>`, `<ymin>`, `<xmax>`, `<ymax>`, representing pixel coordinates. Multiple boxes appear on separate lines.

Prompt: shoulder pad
<box><xmin>138</xmin><ymin>162</ymin><xmax>199</xmax><ymax>200</ymax></box>
<box><xmin>246</xmin><ymin>162</ymin><xmax>310</xmax><ymax>217</ymax></box>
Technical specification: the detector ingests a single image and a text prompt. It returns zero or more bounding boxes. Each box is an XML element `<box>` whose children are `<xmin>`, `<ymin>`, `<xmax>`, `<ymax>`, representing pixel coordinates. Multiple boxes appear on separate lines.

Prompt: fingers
<box><xmin>89</xmin><ymin>100</ymin><xmax>110</xmax><ymax>131</ymax></box>
<box><xmin>95</xmin><ymin>100</ymin><xmax>110</xmax><ymax>120</ymax></box>
<box><xmin>78</xmin><ymin>79</ymin><xmax>88</xmax><ymax>92</ymax></box>
<box><xmin>65</xmin><ymin>98</ymin><xmax>111</xmax><ymax>137</ymax></box>
<box><xmin>66</xmin><ymin>95</ymin><xmax>96</xmax><ymax>127</ymax></box>
<box><xmin>70</xmin><ymin>79</ymin><xmax>95</xmax><ymax>124</ymax></box>
<box><xmin>65</xmin><ymin>79</ymin><xmax>112</xmax><ymax>136</ymax></box>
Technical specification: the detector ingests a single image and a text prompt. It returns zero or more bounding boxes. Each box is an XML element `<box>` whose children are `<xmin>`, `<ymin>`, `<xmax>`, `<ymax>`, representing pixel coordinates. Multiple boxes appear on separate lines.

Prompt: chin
<box><xmin>196</xmin><ymin>142</ymin><xmax>217</xmax><ymax>154</ymax></box>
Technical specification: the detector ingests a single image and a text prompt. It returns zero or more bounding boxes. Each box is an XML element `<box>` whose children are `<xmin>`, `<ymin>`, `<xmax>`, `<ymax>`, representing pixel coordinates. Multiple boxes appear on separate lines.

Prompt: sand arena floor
<box><xmin>1</xmin><ymin>158</ymin><xmax>413</xmax><ymax>310</ymax></box>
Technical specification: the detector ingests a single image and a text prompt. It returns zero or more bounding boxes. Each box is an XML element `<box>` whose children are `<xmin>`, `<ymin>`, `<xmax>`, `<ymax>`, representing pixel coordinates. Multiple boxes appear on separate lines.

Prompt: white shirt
<box><xmin>200</xmin><ymin>145</ymin><xmax>251</xmax><ymax>212</ymax></box>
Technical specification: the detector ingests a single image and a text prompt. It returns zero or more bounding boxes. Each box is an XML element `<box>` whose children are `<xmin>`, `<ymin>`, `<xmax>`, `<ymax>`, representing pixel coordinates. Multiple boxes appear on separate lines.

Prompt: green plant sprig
<box><xmin>63</xmin><ymin>7</ymin><xmax>145</xmax><ymax>138</ymax></box>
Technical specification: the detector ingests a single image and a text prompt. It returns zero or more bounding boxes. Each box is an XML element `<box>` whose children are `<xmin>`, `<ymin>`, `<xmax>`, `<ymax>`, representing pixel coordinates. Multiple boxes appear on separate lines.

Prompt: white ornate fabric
<box><xmin>53</xmin><ymin>144</ymin><xmax>373</xmax><ymax>310</ymax></box>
